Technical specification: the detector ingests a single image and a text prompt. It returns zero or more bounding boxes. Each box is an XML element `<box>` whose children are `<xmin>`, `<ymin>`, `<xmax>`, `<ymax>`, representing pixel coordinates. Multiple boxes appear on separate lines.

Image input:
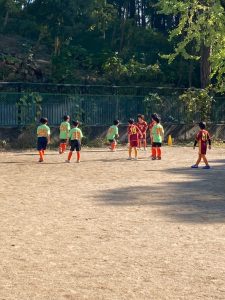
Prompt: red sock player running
<box><xmin>59</xmin><ymin>115</ymin><xmax>70</xmax><ymax>154</ymax></box>
<box><xmin>191</xmin><ymin>121</ymin><xmax>211</xmax><ymax>169</ymax></box>
<box><xmin>106</xmin><ymin>120</ymin><xmax>120</xmax><ymax>151</ymax></box>
<box><xmin>136</xmin><ymin>114</ymin><xmax>148</xmax><ymax>151</ymax></box>
<box><xmin>151</xmin><ymin>115</ymin><xmax>164</xmax><ymax>160</ymax></box>
<box><xmin>149</xmin><ymin>113</ymin><xmax>157</xmax><ymax>157</ymax></box>
<box><xmin>66</xmin><ymin>120</ymin><xmax>83</xmax><ymax>163</ymax></box>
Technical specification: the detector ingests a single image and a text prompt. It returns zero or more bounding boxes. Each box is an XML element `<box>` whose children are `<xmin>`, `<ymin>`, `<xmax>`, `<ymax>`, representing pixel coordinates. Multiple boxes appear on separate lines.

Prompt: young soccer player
<box><xmin>37</xmin><ymin>117</ymin><xmax>50</xmax><ymax>162</ymax></box>
<box><xmin>191</xmin><ymin>121</ymin><xmax>211</xmax><ymax>169</ymax></box>
<box><xmin>149</xmin><ymin>113</ymin><xmax>158</xmax><ymax>157</ymax></box>
<box><xmin>136</xmin><ymin>114</ymin><xmax>148</xmax><ymax>151</ymax></box>
<box><xmin>127</xmin><ymin>118</ymin><xmax>142</xmax><ymax>160</ymax></box>
<box><xmin>59</xmin><ymin>115</ymin><xmax>70</xmax><ymax>154</ymax></box>
<box><xmin>66</xmin><ymin>121</ymin><xmax>83</xmax><ymax>163</ymax></box>
<box><xmin>106</xmin><ymin>119</ymin><xmax>120</xmax><ymax>151</ymax></box>
<box><xmin>151</xmin><ymin>115</ymin><xmax>164</xmax><ymax>160</ymax></box>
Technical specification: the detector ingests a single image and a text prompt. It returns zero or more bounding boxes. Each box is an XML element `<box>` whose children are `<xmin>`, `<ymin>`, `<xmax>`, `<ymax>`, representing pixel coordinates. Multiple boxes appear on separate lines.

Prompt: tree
<box><xmin>158</xmin><ymin>0</ymin><xmax>225</xmax><ymax>89</ymax></box>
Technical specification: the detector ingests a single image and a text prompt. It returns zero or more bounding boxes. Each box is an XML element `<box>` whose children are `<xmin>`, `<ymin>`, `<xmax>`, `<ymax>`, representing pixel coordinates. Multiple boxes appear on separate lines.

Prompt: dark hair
<box><xmin>113</xmin><ymin>119</ymin><xmax>119</xmax><ymax>125</ymax></box>
<box><xmin>152</xmin><ymin>114</ymin><xmax>160</xmax><ymax>123</ymax></box>
<box><xmin>151</xmin><ymin>113</ymin><xmax>158</xmax><ymax>119</ymax></box>
<box><xmin>199</xmin><ymin>121</ymin><xmax>206</xmax><ymax>129</ymax></box>
<box><xmin>40</xmin><ymin>117</ymin><xmax>48</xmax><ymax>124</ymax></box>
<box><xmin>137</xmin><ymin>114</ymin><xmax>144</xmax><ymax>120</ymax></box>
<box><xmin>63</xmin><ymin>115</ymin><xmax>70</xmax><ymax>121</ymax></box>
<box><xmin>72</xmin><ymin>120</ymin><xmax>79</xmax><ymax>127</ymax></box>
<box><xmin>128</xmin><ymin>118</ymin><xmax>134</xmax><ymax>124</ymax></box>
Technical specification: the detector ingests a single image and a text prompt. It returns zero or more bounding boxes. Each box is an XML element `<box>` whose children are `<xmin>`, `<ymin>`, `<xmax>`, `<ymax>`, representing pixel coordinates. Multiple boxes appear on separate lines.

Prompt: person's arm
<box><xmin>136</xmin><ymin>126</ymin><xmax>143</xmax><ymax>138</ymax></box>
<box><xmin>160</xmin><ymin>127</ymin><xmax>164</xmax><ymax>141</ymax></box>
<box><xmin>47</xmin><ymin>127</ymin><xmax>51</xmax><ymax>144</ymax></box>
<box><xmin>193</xmin><ymin>140</ymin><xmax>198</xmax><ymax>149</ymax></box>
<box><xmin>208</xmin><ymin>133</ymin><xmax>212</xmax><ymax>150</ymax></box>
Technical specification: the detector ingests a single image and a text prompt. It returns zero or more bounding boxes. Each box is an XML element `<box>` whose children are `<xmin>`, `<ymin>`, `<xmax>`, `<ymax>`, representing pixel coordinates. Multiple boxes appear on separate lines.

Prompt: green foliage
<box><xmin>179</xmin><ymin>88</ymin><xmax>215</xmax><ymax>122</ymax></box>
<box><xmin>158</xmin><ymin>0</ymin><xmax>225</xmax><ymax>89</ymax></box>
<box><xmin>103</xmin><ymin>54</ymin><xmax>162</xmax><ymax>84</ymax></box>
<box><xmin>17</xmin><ymin>92</ymin><xmax>42</xmax><ymax>125</ymax></box>
<box><xmin>144</xmin><ymin>92</ymin><xmax>164</xmax><ymax>116</ymax></box>
<box><xmin>1</xmin><ymin>0</ymin><xmax>225</xmax><ymax>89</ymax></box>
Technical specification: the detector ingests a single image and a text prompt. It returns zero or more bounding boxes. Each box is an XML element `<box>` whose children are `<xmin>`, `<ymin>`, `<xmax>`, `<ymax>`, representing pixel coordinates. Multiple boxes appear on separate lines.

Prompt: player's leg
<box><xmin>59</xmin><ymin>143</ymin><xmax>63</xmax><ymax>154</ymax></box>
<box><xmin>111</xmin><ymin>139</ymin><xmax>117</xmax><ymax>151</ymax></box>
<box><xmin>157</xmin><ymin>146</ymin><xmax>162</xmax><ymax>160</ymax></box>
<box><xmin>38</xmin><ymin>150</ymin><xmax>44</xmax><ymax>162</ymax></box>
<box><xmin>143</xmin><ymin>137</ymin><xmax>147</xmax><ymax>151</ymax></box>
<box><xmin>202</xmin><ymin>154</ymin><xmax>210</xmax><ymax>167</ymax></box>
<box><xmin>196</xmin><ymin>154</ymin><xmax>202</xmax><ymax>165</ymax></box>
<box><xmin>37</xmin><ymin>137</ymin><xmax>44</xmax><ymax>162</ymax></box>
<box><xmin>128</xmin><ymin>146</ymin><xmax>132</xmax><ymax>159</ymax></box>
<box><xmin>62</xmin><ymin>143</ymin><xmax>67</xmax><ymax>153</ymax></box>
<box><xmin>152</xmin><ymin>143</ymin><xmax>157</xmax><ymax>160</ymax></box>
<box><xmin>134</xmin><ymin>147</ymin><xmax>138</xmax><ymax>160</ymax></box>
<box><xmin>66</xmin><ymin>140</ymin><xmax>74</xmax><ymax>162</ymax></box>
<box><xmin>76</xmin><ymin>140</ymin><xmax>81</xmax><ymax>163</ymax></box>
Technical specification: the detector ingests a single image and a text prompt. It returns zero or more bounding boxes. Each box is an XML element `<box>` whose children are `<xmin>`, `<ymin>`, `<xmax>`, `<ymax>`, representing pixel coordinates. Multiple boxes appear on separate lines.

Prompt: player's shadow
<box><xmin>96</xmin><ymin>163</ymin><xmax>225</xmax><ymax>224</ymax></box>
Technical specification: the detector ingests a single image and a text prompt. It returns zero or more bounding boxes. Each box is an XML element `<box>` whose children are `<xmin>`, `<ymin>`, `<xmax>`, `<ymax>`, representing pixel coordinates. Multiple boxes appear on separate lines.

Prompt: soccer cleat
<box><xmin>134</xmin><ymin>157</ymin><xmax>138</xmax><ymax>161</ymax></box>
<box><xmin>65</xmin><ymin>160</ymin><xmax>71</xmax><ymax>163</ymax></box>
<box><xmin>38</xmin><ymin>159</ymin><xmax>44</xmax><ymax>163</ymax></box>
<box><xmin>76</xmin><ymin>160</ymin><xmax>80</xmax><ymax>163</ymax></box>
<box><xmin>191</xmin><ymin>165</ymin><xmax>198</xmax><ymax>168</ymax></box>
<box><xmin>127</xmin><ymin>157</ymin><xmax>132</xmax><ymax>160</ymax></box>
<box><xmin>202</xmin><ymin>165</ymin><xmax>210</xmax><ymax>169</ymax></box>
<box><xmin>157</xmin><ymin>157</ymin><xmax>161</xmax><ymax>160</ymax></box>
<box><xmin>152</xmin><ymin>156</ymin><xmax>156</xmax><ymax>160</ymax></box>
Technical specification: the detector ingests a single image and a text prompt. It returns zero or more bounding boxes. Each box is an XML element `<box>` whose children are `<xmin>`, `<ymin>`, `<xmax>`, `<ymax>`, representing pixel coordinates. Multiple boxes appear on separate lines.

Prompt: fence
<box><xmin>0</xmin><ymin>85</ymin><xmax>225</xmax><ymax>126</ymax></box>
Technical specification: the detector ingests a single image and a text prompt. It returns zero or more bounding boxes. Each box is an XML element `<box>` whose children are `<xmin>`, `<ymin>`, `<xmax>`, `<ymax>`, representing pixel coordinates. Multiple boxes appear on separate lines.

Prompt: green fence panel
<box><xmin>0</xmin><ymin>91</ymin><xmax>224</xmax><ymax>126</ymax></box>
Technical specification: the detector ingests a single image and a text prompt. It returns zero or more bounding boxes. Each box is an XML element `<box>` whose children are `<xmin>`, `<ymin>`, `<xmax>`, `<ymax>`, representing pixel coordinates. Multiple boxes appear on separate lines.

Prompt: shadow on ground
<box><xmin>96</xmin><ymin>159</ymin><xmax>225</xmax><ymax>223</ymax></box>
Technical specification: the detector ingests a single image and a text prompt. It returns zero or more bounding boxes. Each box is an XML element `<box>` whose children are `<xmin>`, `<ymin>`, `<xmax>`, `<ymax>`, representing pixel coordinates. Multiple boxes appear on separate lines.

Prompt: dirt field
<box><xmin>0</xmin><ymin>146</ymin><xmax>225</xmax><ymax>300</ymax></box>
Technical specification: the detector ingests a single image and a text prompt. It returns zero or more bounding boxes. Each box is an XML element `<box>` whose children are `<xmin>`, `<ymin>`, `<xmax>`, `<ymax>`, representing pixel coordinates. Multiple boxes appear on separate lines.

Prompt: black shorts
<box><xmin>108</xmin><ymin>139</ymin><xmax>115</xmax><ymax>143</ymax></box>
<box><xmin>37</xmin><ymin>137</ymin><xmax>48</xmax><ymax>151</ymax></box>
<box><xmin>152</xmin><ymin>142</ymin><xmax>162</xmax><ymax>148</ymax></box>
<box><xmin>60</xmin><ymin>139</ymin><xmax>67</xmax><ymax>143</ymax></box>
<box><xmin>70</xmin><ymin>140</ymin><xmax>81</xmax><ymax>152</ymax></box>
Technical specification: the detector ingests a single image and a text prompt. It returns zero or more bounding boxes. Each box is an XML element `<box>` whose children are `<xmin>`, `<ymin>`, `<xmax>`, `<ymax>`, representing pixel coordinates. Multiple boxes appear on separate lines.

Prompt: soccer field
<box><xmin>0</xmin><ymin>146</ymin><xmax>225</xmax><ymax>300</ymax></box>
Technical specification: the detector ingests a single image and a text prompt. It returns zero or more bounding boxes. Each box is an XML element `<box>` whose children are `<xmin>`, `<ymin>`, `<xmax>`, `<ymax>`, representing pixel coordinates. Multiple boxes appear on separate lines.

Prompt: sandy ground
<box><xmin>0</xmin><ymin>146</ymin><xmax>225</xmax><ymax>300</ymax></box>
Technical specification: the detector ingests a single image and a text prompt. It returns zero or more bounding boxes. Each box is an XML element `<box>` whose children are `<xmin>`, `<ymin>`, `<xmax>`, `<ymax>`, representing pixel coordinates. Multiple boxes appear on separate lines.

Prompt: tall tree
<box><xmin>158</xmin><ymin>0</ymin><xmax>225</xmax><ymax>89</ymax></box>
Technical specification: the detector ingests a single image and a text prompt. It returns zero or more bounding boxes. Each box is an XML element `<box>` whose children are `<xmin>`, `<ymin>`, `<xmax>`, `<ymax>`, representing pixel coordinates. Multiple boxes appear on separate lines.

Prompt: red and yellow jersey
<box><xmin>128</xmin><ymin>124</ymin><xmax>142</xmax><ymax>142</ymax></box>
<box><xmin>136</xmin><ymin>121</ymin><xmax>148</xmax><ymax>134</ymax></box>
<box><xmin>195</xmin><ymin>129</ymin><xmax>211</xmax><ymax>155</ymax></box>
<box><xmin>196</xmin><ymin>130</ymin><xmax>211</xmax><ymax>143</ymax></box>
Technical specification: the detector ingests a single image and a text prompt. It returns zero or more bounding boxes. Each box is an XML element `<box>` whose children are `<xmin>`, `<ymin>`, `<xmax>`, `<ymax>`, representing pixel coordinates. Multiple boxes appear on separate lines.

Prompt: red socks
<box><xmin>157</xmin><ymin>148</ymin><xmax>161</xmax><ymax>158</ymax></box>
<box><xmin>77</xmin><ymin>152</ymin><xmax>81</xmax><ymax>162</ymax></box>
<box><xmin>59</xmin><ymin>143</ymin><xmax>67</xmax><ymax>153</ymax></box>
<box><xmin>39</xmin><ymin>150</ymin><xmax>44</xmax><ymax>162</ymax></box>
<box><xmin>152</xmin><ymin>147</ymin><xmax>161</xmax><ymax>159</ymax></box>
<box><xmin>68</xmin><ymin>151</ymin><xmax>73</xmax><ymax>161</ymax></box>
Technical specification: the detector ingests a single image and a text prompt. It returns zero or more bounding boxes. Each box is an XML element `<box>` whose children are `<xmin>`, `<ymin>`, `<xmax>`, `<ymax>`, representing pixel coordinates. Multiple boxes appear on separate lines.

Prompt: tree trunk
<box><xmin>200</xmin><ymin>44</ymin><xmax>211</xmax><ymax>88</ymax></box>
<box><xmin>3</xmin><ymin>10</ymin><xmax>9</xmax><ymax>28</ymax></box>
<box><xmin>142</xmin><ymin>0</ymin><xmax>146</xmax><ymax>28</ymax></box>
<box><xmin>129</xmin><ymin>0</ymin><xmax>136</xmax><ymax>19</ymax></box>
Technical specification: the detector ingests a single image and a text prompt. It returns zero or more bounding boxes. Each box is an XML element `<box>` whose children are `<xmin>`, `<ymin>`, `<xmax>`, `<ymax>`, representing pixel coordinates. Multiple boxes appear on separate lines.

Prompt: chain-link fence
<box><xmin>0</xmin><ymin>84</ymin><xmax>224</xmax><ymax>126</ymax></box>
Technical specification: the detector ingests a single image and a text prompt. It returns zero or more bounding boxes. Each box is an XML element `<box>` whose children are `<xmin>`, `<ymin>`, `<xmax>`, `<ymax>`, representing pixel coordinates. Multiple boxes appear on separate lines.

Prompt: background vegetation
<box><xmin>0</xmin><ymin>0</ymin><xmax>225</xmax><ymax>92</ymax></box>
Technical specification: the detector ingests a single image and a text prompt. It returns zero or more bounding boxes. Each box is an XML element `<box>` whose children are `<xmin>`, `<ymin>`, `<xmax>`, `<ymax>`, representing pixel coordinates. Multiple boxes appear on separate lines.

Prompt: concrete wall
<box><xmin>0</xmin><ymin>124</ymin><xmax>224</xmax><ymax>148</ymax></box>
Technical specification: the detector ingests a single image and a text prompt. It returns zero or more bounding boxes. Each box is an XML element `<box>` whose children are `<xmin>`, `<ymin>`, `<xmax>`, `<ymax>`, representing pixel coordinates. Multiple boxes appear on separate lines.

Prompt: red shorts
<box><xmin>138</xmin><ymin>133</ymin><xmax>146</xmax><ymax>140</ymax></box>
<box><xmin>199</xmin><ymin>143</ymin><xmax>207</xmax><ymax>155</ymax></box>
<box><xmin>130</xmin><ymin>140</ymin><xmax>138</xmax><ymax>147</ymax></box>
